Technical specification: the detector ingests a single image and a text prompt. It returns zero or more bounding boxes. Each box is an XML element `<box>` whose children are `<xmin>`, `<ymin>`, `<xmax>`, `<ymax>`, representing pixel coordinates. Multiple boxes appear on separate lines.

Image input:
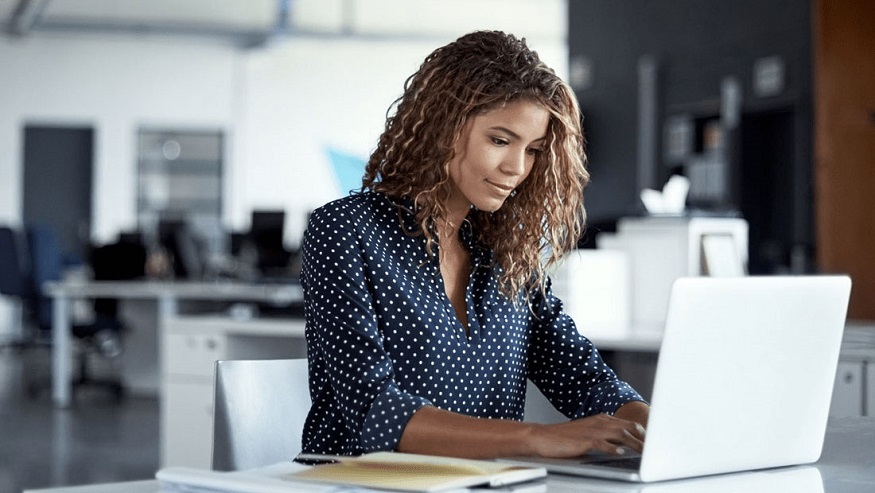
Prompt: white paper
<box><xmin>639</xmin><ymin>175</ymin><xmax>690</xmax><ymax>214</ymax></box>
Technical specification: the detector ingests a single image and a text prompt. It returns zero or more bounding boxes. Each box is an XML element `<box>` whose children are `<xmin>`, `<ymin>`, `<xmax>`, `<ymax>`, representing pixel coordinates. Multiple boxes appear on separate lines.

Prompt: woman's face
<box><xmin>446</xmin><ymin>99</ymin><xmax>549</xmax><ymax>216</ymax></box>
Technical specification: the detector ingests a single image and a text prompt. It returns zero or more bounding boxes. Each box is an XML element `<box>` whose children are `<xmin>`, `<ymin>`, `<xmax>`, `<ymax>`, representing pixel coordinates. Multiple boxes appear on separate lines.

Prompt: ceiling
<box><xmin>0</xmin><ymin>0</ymin><xmax>343</xmax><ymax>47</ymax></box>
<box><xmin>0</xmin><ymin>0</ymin><xmax>567</xmax><ymax>48</ymax></box>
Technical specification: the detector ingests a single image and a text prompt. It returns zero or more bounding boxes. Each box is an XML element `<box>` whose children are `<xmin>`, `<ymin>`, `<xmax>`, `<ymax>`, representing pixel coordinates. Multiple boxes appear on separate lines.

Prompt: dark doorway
<box><xmin>738</xmin><ymin>109</ymin><xmax>797</xmax><ymax>274</ymax></box>
<box><xmin>22</xmin><ymin>125</ymin><xmax>94</xmax><ymax>264</ymax></box>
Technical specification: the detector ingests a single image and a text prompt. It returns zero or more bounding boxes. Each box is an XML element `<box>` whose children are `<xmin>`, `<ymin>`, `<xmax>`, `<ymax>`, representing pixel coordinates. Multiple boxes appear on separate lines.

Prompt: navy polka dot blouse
<box><xmin>300</xmin><ymin>191</ymin><xmax>644</xmax><ymax>456</ymax></box>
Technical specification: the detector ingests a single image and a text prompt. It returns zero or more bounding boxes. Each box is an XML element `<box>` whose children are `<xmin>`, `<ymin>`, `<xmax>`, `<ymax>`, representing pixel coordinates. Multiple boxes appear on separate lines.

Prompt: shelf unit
<box><xmin>136</xmin><ymin>128</ymin><xmax>224</xmax><ymax>253</ymax></box>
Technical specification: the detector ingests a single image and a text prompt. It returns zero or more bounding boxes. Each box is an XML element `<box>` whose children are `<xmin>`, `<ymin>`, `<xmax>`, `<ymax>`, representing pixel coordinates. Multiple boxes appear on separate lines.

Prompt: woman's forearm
<box><xmin>397</xmin><ymin>404</ymin><xmax>647</xmax><ymax>459</ymax></box>
<box><xmin>397</xmin><ymin>406</ymin><xmax>539</xmax><ymax>458</ymax></box>
<box><xmin>613</xmin><ymin>400</ymin><xmax>650</xmax><ymax>428</ymax></box>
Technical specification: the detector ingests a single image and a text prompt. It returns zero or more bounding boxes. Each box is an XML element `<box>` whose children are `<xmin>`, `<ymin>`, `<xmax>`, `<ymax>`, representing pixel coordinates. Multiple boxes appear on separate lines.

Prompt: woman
<box><xmin>300</xmin><ymin>30</ymin><xmax>649</xmax><ymax>460</ymax></box>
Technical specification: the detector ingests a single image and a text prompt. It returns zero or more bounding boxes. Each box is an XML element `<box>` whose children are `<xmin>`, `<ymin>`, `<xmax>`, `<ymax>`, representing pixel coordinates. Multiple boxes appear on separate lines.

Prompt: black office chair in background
<box><xmin>24</xmin><ymin>224</ymin><xmax>131</xmax><ymax>400</ymax></box>
<box><xmin>0</xmin><ymin>225</ymin><xmax>42</xmax><ymax>351</ymax></box>
<box><xmin>90</xmin><ymin>234</ymin><xmax>147</xmax><ymax>333</ymax></box>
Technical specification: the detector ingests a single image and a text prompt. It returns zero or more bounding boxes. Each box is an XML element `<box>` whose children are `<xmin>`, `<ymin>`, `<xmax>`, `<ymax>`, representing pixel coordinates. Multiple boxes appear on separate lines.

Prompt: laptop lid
<box><xmin>501</xmin><ymin>275</ymin><xmax>851</xmax><ymax>483</ymax></box>
<box><xmin>638</xmin><ymin>275</ymin><xmax>850</xmax><ymax>482</ymax></box>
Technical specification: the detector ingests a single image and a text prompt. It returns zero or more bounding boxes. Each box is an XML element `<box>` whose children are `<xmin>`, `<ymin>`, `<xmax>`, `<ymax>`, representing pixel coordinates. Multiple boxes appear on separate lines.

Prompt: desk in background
<box><xmin>43</xmin><ymin>280</ymin><xmax>303</xmax><ymax>408</ymax></box>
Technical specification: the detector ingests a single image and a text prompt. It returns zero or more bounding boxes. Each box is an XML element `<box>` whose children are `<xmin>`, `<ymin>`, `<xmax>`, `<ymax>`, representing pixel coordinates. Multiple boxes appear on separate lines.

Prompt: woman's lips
<box><xmin>486</xmin><ymin>180</ymin><xmax>515</xmax><ymax>193</ymax></box>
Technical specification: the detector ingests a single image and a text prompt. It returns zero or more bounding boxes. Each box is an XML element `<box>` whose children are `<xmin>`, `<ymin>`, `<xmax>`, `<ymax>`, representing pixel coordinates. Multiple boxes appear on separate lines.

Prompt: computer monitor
<box><xmin>250</xmin><ymin>210</ymin><xmax>284</xmax><ymax>245</ymax></box>
<box><xmin>249</xmin><ymin>210</ymin><xmax>290</xmax><ymax>274</ymax></box>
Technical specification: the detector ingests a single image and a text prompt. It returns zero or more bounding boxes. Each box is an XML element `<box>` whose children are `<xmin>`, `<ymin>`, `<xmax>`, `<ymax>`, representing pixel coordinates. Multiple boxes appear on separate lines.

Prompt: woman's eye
<box><xmin>491</xmin><ymin>137</ymin><xmax>509</xmax><ymax>146</ymax></box>
<box><xmin>527</xmin><ymin>147</ymin><xmax>544</xmax><ymax>156</ymax></box>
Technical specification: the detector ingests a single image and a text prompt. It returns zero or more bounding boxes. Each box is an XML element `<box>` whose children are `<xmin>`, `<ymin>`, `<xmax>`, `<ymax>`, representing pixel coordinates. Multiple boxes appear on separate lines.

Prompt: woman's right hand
<box><xmin>525</xmin><ymin>414</ymin><xmax>646</xmax><ymax>458</ymax></box>
<box><xmin>399</xmin><ymin>405</ymin><xmax>646</xmax><ymax>460</ymax></box>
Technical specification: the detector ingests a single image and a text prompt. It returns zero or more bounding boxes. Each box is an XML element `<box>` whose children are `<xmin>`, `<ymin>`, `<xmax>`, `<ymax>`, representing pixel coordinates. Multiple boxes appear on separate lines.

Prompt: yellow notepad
<box><xmin>291</xmin><ymin>452</ymin><xmax>546</xmax><ymax>492</ymax></box>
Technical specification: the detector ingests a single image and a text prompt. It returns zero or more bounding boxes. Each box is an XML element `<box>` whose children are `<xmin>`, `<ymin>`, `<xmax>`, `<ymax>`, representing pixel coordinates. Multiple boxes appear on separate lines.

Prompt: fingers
<box><xmin>578</xmin><ymin>415</ymin><xmax>646</xmax><ymax>455</ymax></box>
<box><xmin>621</xmin><ymin>421</ymin><xmax>646</xmax><ymax>442</ymax></box>
<box><xmin>529</xmin><ymin>414</ymin><xmax>647</xmax><ymax>458</ymax></box>
<box><xmin>597</xmin><ymin>427</ymin><xmax>645</xmax><ymax>455</ymax></box>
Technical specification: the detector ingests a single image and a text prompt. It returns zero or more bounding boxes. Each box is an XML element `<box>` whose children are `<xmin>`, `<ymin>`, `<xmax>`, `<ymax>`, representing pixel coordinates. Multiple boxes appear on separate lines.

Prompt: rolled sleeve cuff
<box><xmin>361</xmin><ymin>383</ymin><xmax>432</xmax><ymax>452</ymax></box>
<box><xmin>571</xmin><ymin>381</ymin><xmax>647</xmax><ymax>419</ymax></box>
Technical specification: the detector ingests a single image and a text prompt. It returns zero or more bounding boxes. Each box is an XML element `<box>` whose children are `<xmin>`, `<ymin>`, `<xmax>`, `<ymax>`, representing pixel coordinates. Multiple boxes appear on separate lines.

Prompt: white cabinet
<box><xmin>829</xmin><ymin>326</ymin><xmax>875</xmax><ymax>418</ymax></box>
<box><xmin>831</xmin><ymin>361</ymin><xmax>865</xmax><ymax>417</ymax></box>
<box><xmin>161</xmin><ymin>331</ymin><xmax>229</xmax><ymax>468</ymax></box>
<box><xmin>165</xmin><ymin>332</ymin><xmax>228</xmax><ymax>377</ymax></box>
<box><xmin>597</xmin><ymin>217</ymin><xmax>748</xmax><ymax>332</ymax></box>
<box><xmin>160</xmin><ymin>315</ymin><xmax>306</xmax><ymax>468</ymax></box>
<box><xmin>161</xmin><ymin>379</ymin><xmax>216</xmax><ymax>468</ymax></box>
<box><xmin>867</xmin><ymin>363</ymin><xmax>875</xmax><ymax>417</ymax></box>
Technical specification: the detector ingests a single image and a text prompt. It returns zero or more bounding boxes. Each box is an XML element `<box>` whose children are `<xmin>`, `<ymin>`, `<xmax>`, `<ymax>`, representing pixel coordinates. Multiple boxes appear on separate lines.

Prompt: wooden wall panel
<box><xmin>814</xmin><ymin>0</ymin><xmax>875</xmax><ymax>319</ymax></box>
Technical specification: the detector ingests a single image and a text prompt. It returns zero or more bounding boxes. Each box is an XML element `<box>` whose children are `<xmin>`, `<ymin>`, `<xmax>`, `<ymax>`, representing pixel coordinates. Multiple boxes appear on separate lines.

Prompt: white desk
<box><xmin>23</xmin><ymin>418</ymin><xmax>875</xmax><ymax>493</ymax></box>
<box><xmin>43</xmin><ymin>280</ymin><xmax>302</xmax><ymax>408</ymax></box>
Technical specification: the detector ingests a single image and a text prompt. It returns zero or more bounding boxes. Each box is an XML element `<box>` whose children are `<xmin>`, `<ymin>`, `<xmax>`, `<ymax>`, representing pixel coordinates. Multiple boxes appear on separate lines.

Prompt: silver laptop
<box><xmin>501</xmin><ymin>276</ymin><xmax>852</xmax><ymax>482</ymax></box>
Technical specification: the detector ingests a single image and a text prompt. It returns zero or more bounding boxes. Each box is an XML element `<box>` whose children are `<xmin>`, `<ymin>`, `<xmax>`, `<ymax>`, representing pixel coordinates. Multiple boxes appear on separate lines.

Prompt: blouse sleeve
<box><xmin>526</xmin><ymin>277</ymin><xmax>646</xmax><ymax>419</ymax></box>
<box><xmin>301</xmin><ymin>206</ymin><xmax>432</xmax><ymax>452</ymax></box>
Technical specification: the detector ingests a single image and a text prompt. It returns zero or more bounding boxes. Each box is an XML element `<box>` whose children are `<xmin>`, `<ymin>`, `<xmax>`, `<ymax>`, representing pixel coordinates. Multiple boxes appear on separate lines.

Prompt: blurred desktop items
<box><xmin>140</xmin><ymin>211</ymin><xmax>301</xmax><ymax>284</ymax></box>
<box><xmin>596</xmin><ymin>216</ymin><xmax>748</xmax><ymax>334</ymax></box>
<box><xmin>228</xmin><ymin>210</ymin><xmax>299</xmax><ymax>283</ymax></box>
<box><xmin>218</xmin><ymin>210</ymin><xmax>303</xmax><ymax>317</ymax></box>
<box><xmin>249</xmin><ymin>210</ymin><xmax>294</xmax><ymax>279</ymax></box>
<box><xmin>155</xmin><ymin>219</ymin><xmax>206</xmax><ymax>280</ymax></box>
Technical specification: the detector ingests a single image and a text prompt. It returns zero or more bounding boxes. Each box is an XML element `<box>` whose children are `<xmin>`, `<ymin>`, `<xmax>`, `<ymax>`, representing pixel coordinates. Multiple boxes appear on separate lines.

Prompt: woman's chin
<box><xmin>473</xmin><ymin>199</ymin><xmax>508</xmax><ymax>213</ymax></box>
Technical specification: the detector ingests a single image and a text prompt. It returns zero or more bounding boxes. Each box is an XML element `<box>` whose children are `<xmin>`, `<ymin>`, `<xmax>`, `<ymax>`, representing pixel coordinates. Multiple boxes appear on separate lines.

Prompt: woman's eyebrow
<box><xmin>489</xmin><ymin>126</ymin><xmax>547</xmax><ymax>143</ymax></box>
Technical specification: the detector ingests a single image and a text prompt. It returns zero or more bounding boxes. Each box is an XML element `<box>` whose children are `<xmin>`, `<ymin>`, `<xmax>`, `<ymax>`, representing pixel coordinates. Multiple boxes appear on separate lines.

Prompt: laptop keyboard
<box><xmin>578</xmin><ymin>456</ymin><xmax>642</xmax><ymax>470</ymax></box>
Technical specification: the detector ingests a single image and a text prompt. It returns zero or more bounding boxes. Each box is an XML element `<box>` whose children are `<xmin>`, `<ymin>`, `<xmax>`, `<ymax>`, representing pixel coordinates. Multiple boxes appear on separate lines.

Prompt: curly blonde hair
<box><xmin>362</xmin><ymin>31</ymin><xmax>589</xmax><ymax>301</ymax></box>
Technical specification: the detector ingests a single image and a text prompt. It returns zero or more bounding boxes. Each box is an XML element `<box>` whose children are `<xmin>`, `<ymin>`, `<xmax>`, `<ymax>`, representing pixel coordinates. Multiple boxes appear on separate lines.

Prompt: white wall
<box><xmin>235</xmin><ymin>0</ymin><xmax>569</xmax><ymax>243</ymax></box>
<box><xmin>0</xmin><ymin>34</ymin><xmax>240</xmax><ymax>238</ymax></box>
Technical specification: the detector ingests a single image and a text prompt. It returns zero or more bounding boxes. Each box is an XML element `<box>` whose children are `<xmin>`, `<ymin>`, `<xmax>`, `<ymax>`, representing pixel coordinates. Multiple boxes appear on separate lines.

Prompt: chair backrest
<box><xmin>90</xmin><ymin>239</ymin><xmax>147</xmax><ymax>317</ymax></box>
<box><xmin>0</xmin><ymin>226</ymin><xmax>30</xmax><ymax>297</ymax></box>
<box><xmin>26</xmin><ymin>224</ymin><xmax>65</xmax><ymax>330</ymax></box>
<box><xmin>212</xmin><ymin>358</ymin><xmax>311</xmax><ymax>471</ymax></box>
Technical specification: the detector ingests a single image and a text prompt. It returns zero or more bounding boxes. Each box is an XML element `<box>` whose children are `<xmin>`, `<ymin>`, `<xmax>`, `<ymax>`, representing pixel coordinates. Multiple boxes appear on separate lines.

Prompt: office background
<box><xmin>2</xmin><ymin>0</ymin><xmax>873</xmax><ymax>320</ymax></box>
<box><xmin>0</xmin><ymin>0</ymin><xmax>873</xmax><ymax>492</ymax></box>
<box><xmin>0</xmin><ymin>0</ymin><xmax>569</xmax><ymax>337</ymax></box>
<box><xmin>0</xmin><ymin>2</ymin><xmax>569</xmax><ymax>491</ymax></box>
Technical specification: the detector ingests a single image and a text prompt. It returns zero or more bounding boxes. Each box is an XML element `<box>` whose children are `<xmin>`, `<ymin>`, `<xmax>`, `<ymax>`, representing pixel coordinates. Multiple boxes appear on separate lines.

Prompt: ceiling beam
<box><xmin>7</xmin><ymin>0</ymin><xmax>51</xmax><ymax>36</ymax></box>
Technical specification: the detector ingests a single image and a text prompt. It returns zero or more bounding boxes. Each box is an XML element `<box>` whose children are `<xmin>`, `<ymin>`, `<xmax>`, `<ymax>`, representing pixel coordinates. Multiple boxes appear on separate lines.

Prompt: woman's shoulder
<box><xmin>308</xmin><ymin>191</ymin><xmax>403</xmax><ymax>232</ymax></box>
<box><xmin>312</xmin><ymin>191</ymin><xmax>389</xmax><ymax>218</ymax></box>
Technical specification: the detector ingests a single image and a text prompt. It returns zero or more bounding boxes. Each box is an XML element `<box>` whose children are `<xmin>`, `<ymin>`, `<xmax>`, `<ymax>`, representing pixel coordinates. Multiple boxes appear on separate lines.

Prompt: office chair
<box><xmin>26</xmin><ymin>224</ymin><xmax>126</xmax><ymax>400</ymax></box>
<box><xmin>0</xmin><ymin>225</ymin><xmax>41</xmax><ymax>351</ymax></box>
<box><xmin>212</xmin><ymin>358</ymin><xmax>311</xmax><ymax>471</ymax></box>
<box><xmin>90</xmin><ymin>238</ymin><xmax>147</xmax><ymax>331</ymax></box>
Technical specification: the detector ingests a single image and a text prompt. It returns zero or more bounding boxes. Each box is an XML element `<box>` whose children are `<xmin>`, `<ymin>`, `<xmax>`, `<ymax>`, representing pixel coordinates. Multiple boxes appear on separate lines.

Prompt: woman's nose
<box><xmin>502</xmin><ymin>149</ymin><xmax>528</xmax><ymax>176</ymax></box>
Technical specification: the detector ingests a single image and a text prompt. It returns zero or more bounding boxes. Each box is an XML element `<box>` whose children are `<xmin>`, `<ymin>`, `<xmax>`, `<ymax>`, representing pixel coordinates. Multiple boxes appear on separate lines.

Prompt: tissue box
<box><xmin>549</xmin><ymin>250</ymin><xmax>631</xmax><ymax>339</ymax></box>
